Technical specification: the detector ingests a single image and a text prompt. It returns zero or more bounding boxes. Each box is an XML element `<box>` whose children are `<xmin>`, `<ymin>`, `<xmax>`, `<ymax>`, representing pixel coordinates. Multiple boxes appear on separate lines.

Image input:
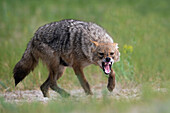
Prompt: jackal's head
<box><xmin>91</xmin><ymin>40</ymin><xmax>120</xmax><ymax>75</ymax></box>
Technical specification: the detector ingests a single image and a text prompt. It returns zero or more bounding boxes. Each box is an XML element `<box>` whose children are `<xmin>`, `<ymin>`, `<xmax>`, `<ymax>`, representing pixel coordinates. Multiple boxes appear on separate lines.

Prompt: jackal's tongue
<box><xmin>104</xmin><ymin>63</ymin><xmax>111</xmax><ymax>74</ymax></box>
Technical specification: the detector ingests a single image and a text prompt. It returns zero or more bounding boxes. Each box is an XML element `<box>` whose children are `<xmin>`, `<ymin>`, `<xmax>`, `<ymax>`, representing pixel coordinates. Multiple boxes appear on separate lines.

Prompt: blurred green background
<box><xmin>0</xmin><ymin>0</ymin><xmax>170</xmax><ymax>112</ymax></box>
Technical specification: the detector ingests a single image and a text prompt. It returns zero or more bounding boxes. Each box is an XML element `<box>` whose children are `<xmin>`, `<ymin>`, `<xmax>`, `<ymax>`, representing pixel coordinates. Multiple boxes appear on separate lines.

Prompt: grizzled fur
<box><xmin>13</xmin><ymin>19</ymin><xmax>119</xmax><ymax>97</ymax></box>
<box><xmin>34</xmin><ymin>19</ymin><xmax>113</xmax><ymax>64</ymax></box>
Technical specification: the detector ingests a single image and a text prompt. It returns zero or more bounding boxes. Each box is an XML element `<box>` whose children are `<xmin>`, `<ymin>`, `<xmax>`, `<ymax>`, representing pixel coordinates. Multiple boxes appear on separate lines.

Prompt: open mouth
<box><xmin>102</xmin><ymin>62</ymin><xmax>112</xmax><ymax>75</ymax></box>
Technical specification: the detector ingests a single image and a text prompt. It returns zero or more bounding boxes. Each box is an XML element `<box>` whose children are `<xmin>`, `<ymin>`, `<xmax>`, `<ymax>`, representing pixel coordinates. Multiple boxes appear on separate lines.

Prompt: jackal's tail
<box><xmin>13</xmin><ymin>41</ymin><xmax>38</xmax><ymax>86</ymax></box>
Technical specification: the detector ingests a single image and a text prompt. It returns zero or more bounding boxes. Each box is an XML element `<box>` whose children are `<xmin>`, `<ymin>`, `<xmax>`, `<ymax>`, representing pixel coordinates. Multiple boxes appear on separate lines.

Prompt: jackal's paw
<box><xmin>40</xmin><ymin>88</ymin><xmax>50</xmax><ymax>98</ymax></box>
<box><xmin>85</xmin><ymin>91</ymin><xmax>93</xmax><ymax>95</ymax></box>
<box><xmin>107</xmin><ymin>84</ymin><xmax>115</xmax><ymax>92</ymax></box>
<box><xmin>43</xmin><ymin>92</ymin><xmax>50</xmax><ymax>98</ymax></box>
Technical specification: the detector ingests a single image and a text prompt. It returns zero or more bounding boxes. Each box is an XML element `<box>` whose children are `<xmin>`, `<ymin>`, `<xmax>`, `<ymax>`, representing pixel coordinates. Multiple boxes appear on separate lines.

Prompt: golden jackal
<box><xmin>13</xmin><ymin>19</ymin><xmax>120</xmax><ymax>97</ymax></box>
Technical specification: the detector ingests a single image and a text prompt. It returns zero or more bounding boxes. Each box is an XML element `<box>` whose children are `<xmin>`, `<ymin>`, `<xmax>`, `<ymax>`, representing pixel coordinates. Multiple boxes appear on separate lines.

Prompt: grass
<box><xmin>0</xmin><ymin>85</ymin><xmax>170</xmax><ymax>113</ymax></box>
<box><xmin>0</xmin><ymin>0</ymin><xmax>170</xmax><ymax>112</ymax></box>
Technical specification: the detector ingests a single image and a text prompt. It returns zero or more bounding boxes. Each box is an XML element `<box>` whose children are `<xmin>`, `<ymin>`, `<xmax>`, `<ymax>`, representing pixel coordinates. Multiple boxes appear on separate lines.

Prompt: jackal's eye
<box><xmin>110</xmin><ymin>52</ymin><xmax>114</xmax><ymax>55</ymax></box>
<box><xmin>98</xmin><ymin>53</ymin><xmax>104</xmax><ymax>56</ymax></box>
<box><xmin>98</xmin><ymin>52</ymin><xmax>104</xmax><ymax>59</ymax></box>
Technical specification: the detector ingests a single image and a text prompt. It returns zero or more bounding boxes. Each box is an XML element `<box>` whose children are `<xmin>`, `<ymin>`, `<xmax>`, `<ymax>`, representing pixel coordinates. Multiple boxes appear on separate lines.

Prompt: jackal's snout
<box><xmin>102</xmin><ymin>57</ymin><xmax>114</xmax><ymax>75</ymax></box>
<box><xmin>105</xmin><ymin>57</ymin><xmax>111</xmax><ymax>62</ymax></box>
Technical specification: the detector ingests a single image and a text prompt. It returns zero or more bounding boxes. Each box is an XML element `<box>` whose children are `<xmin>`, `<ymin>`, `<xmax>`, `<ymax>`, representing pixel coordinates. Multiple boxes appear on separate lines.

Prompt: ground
<box><xmin>1</xmin><ymin>83</ymin><xmax>140</xmax><ymax>103</ymax></box>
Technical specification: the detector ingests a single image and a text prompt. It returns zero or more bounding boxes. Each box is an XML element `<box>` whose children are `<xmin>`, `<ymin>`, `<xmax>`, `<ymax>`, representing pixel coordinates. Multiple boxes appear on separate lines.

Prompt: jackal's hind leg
<box><xmin>40</xmin><ymin>76</ymin><xmax>50</xmax><ymax>97</ymax></box>
<box><xmin>49</xmin><ymin>65</ymin><xmax>70</xmax><ymax>98</ymax></box>
<box><xmin>56</xmin><ymin>66</ymin><xmax>66</xmax><ymax>80</ymax></box>
<box><xmin>50</xmin><ymin>82</ymin><xmax>70</xmax><ymax>98</ymax></box>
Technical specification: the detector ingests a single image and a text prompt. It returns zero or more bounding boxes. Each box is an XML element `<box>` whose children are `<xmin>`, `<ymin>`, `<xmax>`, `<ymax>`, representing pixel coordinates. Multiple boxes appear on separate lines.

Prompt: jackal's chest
<box><xmin>59</xmin><ymin>54</ymin><xmax>74</xmax><ymax>67</ymax></box>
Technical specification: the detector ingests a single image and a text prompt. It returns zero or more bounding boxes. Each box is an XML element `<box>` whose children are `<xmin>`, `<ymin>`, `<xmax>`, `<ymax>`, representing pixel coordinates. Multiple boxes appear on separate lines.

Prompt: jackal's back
<box><xmin>33</xmin><ymin>19</ymin><xmax>113</xmax><ymax>60</ymax></box>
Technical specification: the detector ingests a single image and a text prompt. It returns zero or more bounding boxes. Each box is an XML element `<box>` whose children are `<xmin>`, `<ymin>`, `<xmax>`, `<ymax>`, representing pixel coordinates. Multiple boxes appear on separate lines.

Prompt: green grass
<box><xmin>0</xmin><ymin>85</ymin><xmax>170</xmax><ymax>113</ymax></box>
<box><xmin>0</xmin><ymin>0</ymin><xmax>170</xmax><ymax>112</ymax></box>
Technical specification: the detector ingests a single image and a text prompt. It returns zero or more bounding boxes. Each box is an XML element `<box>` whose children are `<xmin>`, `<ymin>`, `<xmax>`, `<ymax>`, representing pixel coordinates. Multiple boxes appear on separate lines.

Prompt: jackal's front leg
<box><xmin>73</xmin><ymin>66</ymin><xmax>93</xmax><ymax>95</ymax></box>
<box><xmin>107</xmin><ymin>69</ymin><xmax>115</xmax><ymax>92</ymax></box>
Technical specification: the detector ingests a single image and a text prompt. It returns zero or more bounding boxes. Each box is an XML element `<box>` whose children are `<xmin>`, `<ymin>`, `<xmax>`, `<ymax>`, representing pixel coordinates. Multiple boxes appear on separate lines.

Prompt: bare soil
<box><xmin>0</xmin><ymin>83</ymin><xmax>141</xmax><ymax>103</ymax></box>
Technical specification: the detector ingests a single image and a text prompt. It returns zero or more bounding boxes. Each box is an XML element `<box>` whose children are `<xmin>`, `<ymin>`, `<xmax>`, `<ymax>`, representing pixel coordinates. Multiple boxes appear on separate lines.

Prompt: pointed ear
<box><xmin>114</xmin><ymin>49</ymin><xmax>120</xmax><ymax>62</ymax></box>
<box><xmin>113</xmin><ymin>43</ymin><xmax>119</xmax><ymax>49</ymax></box>
<box><xmin>90</xmin><ymin>40</ymin><xmax>99</xmax><ymax>47</ymax></box>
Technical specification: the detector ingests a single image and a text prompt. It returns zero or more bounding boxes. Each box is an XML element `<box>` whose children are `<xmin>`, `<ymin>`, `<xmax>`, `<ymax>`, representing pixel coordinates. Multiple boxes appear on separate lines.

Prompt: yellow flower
<box><xmin>123</xmin><ymin>44</ymin><xmax>133</xmax><ymax>54</ymax></box>
<box><xmin>128</xmin><ymin>45</ymin><xmax>133</xmax><ymax>53</ymax></box>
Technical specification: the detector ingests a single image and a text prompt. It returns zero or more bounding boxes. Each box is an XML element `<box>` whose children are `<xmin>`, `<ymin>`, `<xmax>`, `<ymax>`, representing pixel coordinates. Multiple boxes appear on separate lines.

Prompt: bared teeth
<box><xmin>104</xmin><ymin>62</ymin><xmax>112</xmax><ymax>65</ymax></box>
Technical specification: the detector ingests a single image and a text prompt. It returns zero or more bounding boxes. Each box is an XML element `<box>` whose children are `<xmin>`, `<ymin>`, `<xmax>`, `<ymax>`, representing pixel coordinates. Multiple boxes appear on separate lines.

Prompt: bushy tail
<box><xmin>13</xmin><ymin>41</ymin><xmax>38</xmax><ymax>86</ymax></box>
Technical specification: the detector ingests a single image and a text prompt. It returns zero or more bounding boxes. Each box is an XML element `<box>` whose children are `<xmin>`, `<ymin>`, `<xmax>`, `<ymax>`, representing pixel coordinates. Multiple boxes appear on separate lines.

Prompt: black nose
<box><xmin>105</xmin><ymin>57</ymin><xmax>111</xmax><ymax>62</ymax></box>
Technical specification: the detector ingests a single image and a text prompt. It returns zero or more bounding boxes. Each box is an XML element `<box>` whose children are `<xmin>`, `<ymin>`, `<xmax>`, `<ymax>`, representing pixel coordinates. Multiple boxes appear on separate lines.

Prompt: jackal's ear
<box><xmin>113</xmin><ymin>43</ymin><xmax>120</xmax><ymax>62</ymax></box>
<box><xmin>90</xmin><ymin>40</ymin><xmax>99</xmax><ymax>47</ymax></box>
<box><xmin>113</xmin><ymin>43</ymin><xmax>119</xmax><ymax>49</ymax></box>
<box><xmin>114</xmin><ymin>49</ymin><xmax>120</xmax><ymax>62</ymax></box>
